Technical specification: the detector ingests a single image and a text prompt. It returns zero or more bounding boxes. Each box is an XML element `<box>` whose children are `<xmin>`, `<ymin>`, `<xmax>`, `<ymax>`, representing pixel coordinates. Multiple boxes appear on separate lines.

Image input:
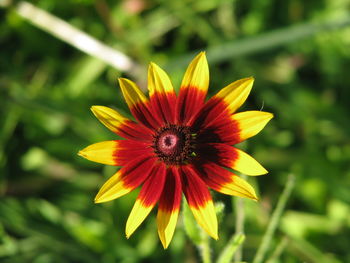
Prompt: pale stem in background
<box><xmin>14</xmin><ymin>1</ymin><xmax>142</xmax><ymax>77</ymax></box>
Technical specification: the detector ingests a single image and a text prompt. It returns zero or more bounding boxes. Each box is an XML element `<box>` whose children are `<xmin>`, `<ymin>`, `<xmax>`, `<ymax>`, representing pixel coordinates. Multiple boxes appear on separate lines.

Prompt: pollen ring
<box><xmin>153</xmin><ymin>124</ymin><xmax>195</xmax><ymax>165</ymax></box>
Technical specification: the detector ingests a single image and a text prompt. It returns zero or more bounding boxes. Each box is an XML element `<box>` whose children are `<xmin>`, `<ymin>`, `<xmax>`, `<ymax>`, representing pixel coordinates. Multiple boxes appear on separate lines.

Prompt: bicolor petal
<box><xmin>78</xmin><ymin>140</ymin><xmax>152</xmax><ymax>167</ymax></box>
<box><xmin>197</xmin><ymin>110</ymin><xmax>273</xmax><ymax>145</ymax></box>
<box><xmin>192</xmin><ymin>77</ymin><xmax>254</xmax><ymax>130</ymax></box>
<box><xmin>198</xmin><ymin>143</ymin><xmax>267</xmax><ymax>176</ymax></box>
<box><xmin>91</xmin><ymin>106</ymin><xmax>152</xmax><ymax>141</ymax></box>
<box><xmin>148</xmin><ymin>63</ymin><xmax>177</xmax><ymax>124</ymax></box>
<box><xmin>176</xmin><ymin>52</ymin><xmax>209</xmax><ymax>125</ymax></box>
<box><xmin>181</xmin><ymin>165</ymin><xmax>218</xmax><ymax>240</ymax></box>
<box><xmin>231</xmin><ymin>111</ymin><xmax>274</xmax><ymax>142</ymax></box>
<box><xmin>126</xmin><ymin>163</ymin><xmax>166</xmax><ymax>238</ymax></box>
<box><xmin>119</xmin><ymin>78</ymin><xmax>159</xmax><ymax>129</ymax></box>
<box><xmin>196</xmin><ymin>162</ymin><xmax>258</xmax><ymax>200</ymax></box>
<box><xmin>95</xmin><ymin>155</ymin><xmax>156</xmax><ymax>203</ymax></box>
<box><xmin>157</xmin><ymin>167</ymin><xmax>182</xmax><ymax>249</ymax></box>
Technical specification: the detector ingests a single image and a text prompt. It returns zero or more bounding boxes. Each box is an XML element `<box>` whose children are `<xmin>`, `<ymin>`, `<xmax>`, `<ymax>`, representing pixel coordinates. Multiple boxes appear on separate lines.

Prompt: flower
<box><xmin>78</xmin><ymin>52</ymin><xmax>273</xmax><ymax>248</ymax></box>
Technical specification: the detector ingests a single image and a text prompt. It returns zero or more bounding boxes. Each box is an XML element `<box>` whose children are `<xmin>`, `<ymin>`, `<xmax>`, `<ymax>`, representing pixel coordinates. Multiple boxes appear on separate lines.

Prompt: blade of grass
<box><xmin>165</xmin><ymin>17</ymin><xmax>350</xmax><ymax>70</ymax></box>
<box><xmin>287</xmin><ymin>236</ymin><xmax>342</xmax><ymax>263</ymax></box>
<box><xmin>217</xmin><ymin>234</ymin><xmax>245</xmax><ymax>263</ymax></box>
<box><xmin>265</xmin><ymin>236</ymin><xmax>289</xmax><ymax>263</ymax></box>
<box><xmin>252</xmin><ymin>174</ymin><xmax>295</xmax><ymax>263</ymax></box>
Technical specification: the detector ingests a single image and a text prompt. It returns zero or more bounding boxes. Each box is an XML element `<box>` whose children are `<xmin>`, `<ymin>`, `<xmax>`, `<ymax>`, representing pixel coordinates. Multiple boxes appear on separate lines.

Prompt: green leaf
<box><xmin>182</xmin><ymin>199</ymin><xmax>202</xmax><ymax>245</ymax></box>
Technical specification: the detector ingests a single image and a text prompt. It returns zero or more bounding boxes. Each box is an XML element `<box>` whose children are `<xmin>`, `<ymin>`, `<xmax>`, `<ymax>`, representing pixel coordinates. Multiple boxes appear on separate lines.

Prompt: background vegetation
<box><xmin>1</xmin><ymin>0</ymin><xmax>350</xmax><ymax>262</ymax></box>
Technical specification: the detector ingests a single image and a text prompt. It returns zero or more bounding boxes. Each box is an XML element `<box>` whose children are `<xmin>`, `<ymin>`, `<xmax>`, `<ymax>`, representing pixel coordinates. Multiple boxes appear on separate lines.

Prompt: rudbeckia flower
<box><xmin>79</xmin><ymin>52</ymin><xmax>273</xmax><ymax>248</ymax></box>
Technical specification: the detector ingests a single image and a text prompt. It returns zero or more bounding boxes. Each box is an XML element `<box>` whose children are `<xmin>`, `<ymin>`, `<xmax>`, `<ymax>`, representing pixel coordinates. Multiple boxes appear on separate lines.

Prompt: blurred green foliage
<box><xmin>1</xmin><ymin>0</ymin><xmax>350</xmax><ymax>262</ymax></box>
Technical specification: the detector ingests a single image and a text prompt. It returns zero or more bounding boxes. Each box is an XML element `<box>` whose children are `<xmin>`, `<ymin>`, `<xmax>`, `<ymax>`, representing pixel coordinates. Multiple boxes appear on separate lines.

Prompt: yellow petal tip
<box><xmin>94</xmin><ymin>196</ymin><xmax>102</xmax><ymax>203</ymax></box>
<box><xmin>260</xmin><ymin>112</ymin><xmax>274</xmax><ymax>121</ymax></box>
<box><xmin>94</xmin><ymin>193</ymin><xmax>112</xmax><ymax>204</ymax></box>
<box><xmin>149</xmin><ymin>62</ymin><xmax>157</xmax><ymax>67</ymax></box>
<box><xmin>94</xmin><ymin>192</ymin><xmax>113</xmax><ymax>204</ymax></box>
<box><xmin>148</xmin><ymin>62</ymin><xmax>159</xmax><ymax>75</ymax></box>
<box><xmin>250</xmin><ymin>191</ymin><xmax>259</xmax><ymax>201</ymax></box>
<box><xmin>196</xmin><ymin>51</ymin><xmax>207</xmax><ymax>62</ymax></box>
<box><xmin>266</xmin><ymin>112</ymin><xmax>274</xmax><ymax>120</ymax></box>
<box><xmin>211</xmin><ymin>233</ymin><xmax>219</xmax><ymax>240</ymax></box>
<box><xmin>160</xmin><ymin>240</ymin><xmax>170</xmax><ymax>249</ymax></box>
<box><xmin>125</xmin><ymin>227</ymin><xmax>135</xmax><ymax>239</ymax></box>
<box><xmin>245</xmin><ymin>76</ymin><xmax>255</xmax><ymax>86</ymax></box>
<box><xmin>117</xmin><ymin>78</ymin><xmax>127</xmax><ymax>87</ymax></box>
<box><xmin>118</xmin><ymin>77</ymin><xmax>132</xmax><ymax>86</ymax></box>
<box><xmin>251</xmin><ymin>191</ymin><xmax>259</xmax><ymax>201</ymax></box>
<box><xmin>90</xmin><ymin>105</ymin><xmax>103</xmax><ymax>114</ymax></box>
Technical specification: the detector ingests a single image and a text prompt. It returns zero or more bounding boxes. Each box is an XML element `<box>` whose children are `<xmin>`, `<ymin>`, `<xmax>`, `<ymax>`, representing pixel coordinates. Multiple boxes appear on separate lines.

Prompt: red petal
<box><xmin>158</xmin><ymin>166</ymin><xmax>182</xmax><ymax>213</ymax></box>
<box><xmin>119</xmin><ymin>78</ymin><xmax>160</xmax><ymax>129</ymax></box>
<box><xmin>138</xmin><ymin>163</ymin><xmax>167</xmax><ymax>206</ymax></box>
<box><xmin>157</xmin><ymin>167</ymin><xmax>182</xmax><ymax>249</ymax></box>
<box><xmin>176</xmin><ymin>86</ymin><xmax>207</xmax><ymax>125</ymax></box>
<box><xmin>150</xmin><ymin>92</ymin><xmax>177</xmax><ymax>125</ymax></box>
<box><xmin>181</xmin><ymin>165</ymin><xmax>212</xmax><ymax>209</ymax></box>
<box><xmin>78</xmin><ymin>140</ymin><xmax>152</xmax><ymax>166</ymax></box>
<box><xmin>181</xmin><ymin>165</ymin><xmax>218</xmax><ymax>239</ymax></box>
<box><xmin>119</xmin><ymin>120</ymin><xmax>154</xmax><ymax>141</ymax></box>
<box><xmin>91</xmin><ymin>106</ymin><xmax>153</xmax><ymax>141</ymax></box>
<box><xmin>121</xmin><ymin>156</ymin><xmax>157</xmax><ymax>189</ymax></box>
<box><xmin>130</xmin><ymin>101</ymin><xmax>160</xmax><ymax>130</ymax></box>
<box><xmin>197</xmin><ymin>143</ymin><xmax>267</xmax><ymax>176</ymax></box>
<box><xmin>192</xmin><ymin>77</ymin><xmax>254</xmax><ymax>129</ymax></box>
<box><xmin>192</xmin><ymin>97</ymin><xmax>229</xmax><ymax>130</ymax></box>
<box><xmin>176</xmin><ymin>52</ymin><xmax>209</xmax><ymax>125</ymax></box>
<box><xmin>196</xmin><ymin>112</ymin><xmax>240</xmax><ymax>145</ymax></box>
<box><xmin>114</xmin><ymin>140</ymin><xmax>154</xmax><ymax>166</ymax></box>
<box><xmin>196</xmin><ymin>142</ymin><xmax>238</xmax><ymax>167</ymax></box>
<box><xmin>148</xmin><ymin>63</ymin><xmax>177</xmax><ymax>124</ymax></box>
<box><xmin>95</xmin><ymin>154</ymin><xmax>157</xmax><ymax>203</ymax></box>
<box><xmin>194</xmin><ymin>161</ymin><xmax>258</xmax><ymax>200</ymax></box>
<box><xmin>125</xmin><ymin>163</ymin><xmax>167</xmax><ymax>238</ymax></box>
<box><xmin>193</xmin><ymin>161</ymin><xmax>231</xmax><ymax>194</ymax></box>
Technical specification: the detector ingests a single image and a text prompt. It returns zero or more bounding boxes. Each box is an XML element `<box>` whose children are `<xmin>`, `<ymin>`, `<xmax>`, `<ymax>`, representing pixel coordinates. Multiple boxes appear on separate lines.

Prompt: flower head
<box><xmin>78</xmin><ymin>52</ymin><xmax>273</xmax><ymax>248</ymax></box>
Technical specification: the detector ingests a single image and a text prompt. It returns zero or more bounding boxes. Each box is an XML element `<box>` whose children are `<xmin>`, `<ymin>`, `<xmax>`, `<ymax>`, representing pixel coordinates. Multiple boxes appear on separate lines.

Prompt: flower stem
<box><xmin>252</xmin><ymin>174</ymin><xmax>295</xmax><ymax>263</ymax></box>
<box><xmin>200</xmin><ymin>231</ymin><xmax>211</xmax><ymax>263</ymax></box>
<box><xmin>217</xmin><ymin>234</ymin><xmax>245</xmax><ymax>263</ymax></box>
<box><xmin>234</xmin><ymin>185</ymin><xmax>246</xmax><ymax>261</ymax></box>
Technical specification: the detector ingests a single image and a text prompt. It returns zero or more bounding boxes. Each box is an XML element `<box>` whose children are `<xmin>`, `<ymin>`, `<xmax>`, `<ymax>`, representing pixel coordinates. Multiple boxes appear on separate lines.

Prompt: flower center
<box><xmin>153</xmin><ymin>124</ymin><xmax>195</xmax><ymax>165</ymax></box>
